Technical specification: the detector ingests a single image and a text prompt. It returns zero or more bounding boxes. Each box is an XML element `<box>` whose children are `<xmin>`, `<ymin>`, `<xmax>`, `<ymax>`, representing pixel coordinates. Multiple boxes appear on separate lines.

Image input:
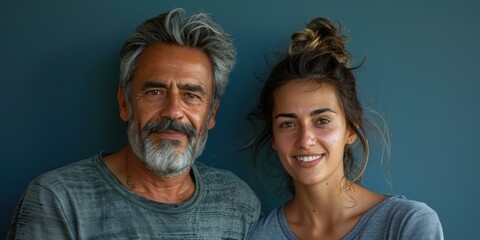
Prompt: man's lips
<box><xmin>152</xmin><ymin>130</ymin><xmax>187</xmax><ymax>140</ymax></box>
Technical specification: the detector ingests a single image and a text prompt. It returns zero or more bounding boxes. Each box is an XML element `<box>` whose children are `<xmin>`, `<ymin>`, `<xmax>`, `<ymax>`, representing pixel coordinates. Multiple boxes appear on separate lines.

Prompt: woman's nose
<box><xmin>297</xmin><ymin>126</ymin><xmax>316</xmax><ymax>149</ymax></box>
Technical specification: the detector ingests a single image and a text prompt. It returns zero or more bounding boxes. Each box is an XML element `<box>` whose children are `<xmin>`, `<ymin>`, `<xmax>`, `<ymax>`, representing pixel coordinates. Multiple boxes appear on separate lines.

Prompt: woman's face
<box><xmin>271</xmin><ymin>80</ymin><xmax>356</xmax><ymax>187</ymax></box>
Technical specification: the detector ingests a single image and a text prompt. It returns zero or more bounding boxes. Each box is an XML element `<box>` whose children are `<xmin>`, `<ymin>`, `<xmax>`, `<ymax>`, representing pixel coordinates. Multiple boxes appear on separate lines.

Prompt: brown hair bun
<box><xmin>289</xmin><ymin>17</ymin><xmax>351</xmax><ymax>67</ymax></box>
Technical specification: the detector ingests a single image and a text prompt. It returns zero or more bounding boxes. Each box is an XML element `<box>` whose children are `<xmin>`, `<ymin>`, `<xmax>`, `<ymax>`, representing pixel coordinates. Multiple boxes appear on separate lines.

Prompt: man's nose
<box><xmin>161</xmin><ymin>94</ymin><xmax>184</xmax><ymax>120</ymax></box>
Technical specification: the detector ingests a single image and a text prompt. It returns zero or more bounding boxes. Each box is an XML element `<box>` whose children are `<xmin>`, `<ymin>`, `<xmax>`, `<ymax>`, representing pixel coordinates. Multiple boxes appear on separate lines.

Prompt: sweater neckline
<box><xmin>278</xmin><ymin>195</ymin><xmax>402</xmax><ymax>239</ymax></box>
<box><xmin>93</xmin><ymin>152</ymin><xmax>203</xmax><ymax>213</ymax></box>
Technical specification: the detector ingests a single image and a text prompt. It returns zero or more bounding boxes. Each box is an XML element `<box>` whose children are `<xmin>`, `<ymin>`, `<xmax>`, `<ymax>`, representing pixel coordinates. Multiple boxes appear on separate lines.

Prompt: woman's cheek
<box><xmin>316</xmin><ymin>129</ymin><xmax>341</xmax><ymax>148</ymax></box>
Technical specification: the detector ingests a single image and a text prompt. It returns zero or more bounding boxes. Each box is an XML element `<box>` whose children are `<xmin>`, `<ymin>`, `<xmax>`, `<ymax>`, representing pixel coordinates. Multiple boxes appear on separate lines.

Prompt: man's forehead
<box><xmin>133</xmin><ymin>44</ymin><xmax>214</xmax><ymax>95</ymax></box>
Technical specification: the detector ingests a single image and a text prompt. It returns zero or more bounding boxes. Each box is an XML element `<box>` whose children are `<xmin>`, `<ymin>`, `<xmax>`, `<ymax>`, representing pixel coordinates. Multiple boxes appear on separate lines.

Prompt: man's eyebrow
<box><xmin>141</xmin><ymin>81</ymin><xmax>167</xmax><ymax>90</ymax></box>
<box><xmin>178</xmin><ymin>83</ymin><xmax>207</xmax><ymax>96</ymax></box>
<box><xmin>140</xmin><ymin>81</ymin><xmax>207</xmax><ymax>96</ymax></box>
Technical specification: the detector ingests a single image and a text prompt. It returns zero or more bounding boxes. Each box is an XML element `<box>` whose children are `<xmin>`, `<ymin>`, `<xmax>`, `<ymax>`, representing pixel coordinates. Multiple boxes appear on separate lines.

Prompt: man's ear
<box><xmin>118</xmin><ymin>86</ymin><xmax>129</xmax><ymax>122</ymax></box>
<box><xmin>207</xmin><ymin>100</ymin><xmax>220</xmax><ymax>129</ymax></box>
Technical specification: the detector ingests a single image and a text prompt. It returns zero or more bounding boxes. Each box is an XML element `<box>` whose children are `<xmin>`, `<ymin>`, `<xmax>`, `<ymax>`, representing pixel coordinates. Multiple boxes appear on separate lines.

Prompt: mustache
<box><xmin>142</xmin><ymin>119</ymin><xmax>197</xmax><ymax>140</ymax></box>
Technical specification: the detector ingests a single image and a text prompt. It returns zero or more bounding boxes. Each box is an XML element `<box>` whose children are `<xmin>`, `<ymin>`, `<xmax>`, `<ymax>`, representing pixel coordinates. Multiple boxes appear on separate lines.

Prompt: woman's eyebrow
<box><xmin>310</xmin><ymin>108</ymin><xmax>336</xmax><ymax>116</ymax></box>
<box><xmin>274</xmin><ymin>113</ymin><xmax>297</xmax><ymax>119</ymax></box>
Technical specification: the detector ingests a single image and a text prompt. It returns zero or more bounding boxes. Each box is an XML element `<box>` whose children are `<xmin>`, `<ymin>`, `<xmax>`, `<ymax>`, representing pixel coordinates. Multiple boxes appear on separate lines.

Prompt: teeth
<box><xmin>296</xmin><ymin>155</ymin><xmax>322</xmax><ymax>162</ymax></box>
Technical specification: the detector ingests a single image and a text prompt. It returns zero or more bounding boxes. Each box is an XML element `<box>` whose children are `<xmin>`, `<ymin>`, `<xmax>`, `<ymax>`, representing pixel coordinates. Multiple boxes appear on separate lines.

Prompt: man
<box><xmin>8</xmin><ymin>8</ymin><xmax>260</xmax><ymax>239</ymax></box>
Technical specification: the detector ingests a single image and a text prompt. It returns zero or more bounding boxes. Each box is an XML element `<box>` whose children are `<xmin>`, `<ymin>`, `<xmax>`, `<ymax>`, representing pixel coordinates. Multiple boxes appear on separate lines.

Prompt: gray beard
<box><xmin>127</xmin><ymin>119</ymin><xmax>208</xmax><ymax>178</ymax></box>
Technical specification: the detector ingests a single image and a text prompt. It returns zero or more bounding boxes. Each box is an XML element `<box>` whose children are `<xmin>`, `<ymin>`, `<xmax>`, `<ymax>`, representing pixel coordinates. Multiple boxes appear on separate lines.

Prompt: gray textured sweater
<box><xmin>8</xmin><ymin>153</ymin><xmax>261</xmax><ymax>239</ymax></box>
<box><xmin>249</xmin><ymin>195</ymin><xmax>443</xmax><ymax>239</ymax></box>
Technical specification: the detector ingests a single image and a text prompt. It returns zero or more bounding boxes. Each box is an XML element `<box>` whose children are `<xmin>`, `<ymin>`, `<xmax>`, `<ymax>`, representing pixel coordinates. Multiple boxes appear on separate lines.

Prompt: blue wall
<box><xmin>1</xmin><ymin>0</ymin><xmax>479</xmax><ymax>238</ymax></box>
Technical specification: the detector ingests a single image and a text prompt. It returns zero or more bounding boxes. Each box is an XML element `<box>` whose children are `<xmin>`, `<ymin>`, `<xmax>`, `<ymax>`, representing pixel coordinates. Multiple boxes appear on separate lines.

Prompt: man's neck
<box><xmin>104</xmin><ymin>146</ymin><xmax>196</xmax><ymax>204</ymax></box>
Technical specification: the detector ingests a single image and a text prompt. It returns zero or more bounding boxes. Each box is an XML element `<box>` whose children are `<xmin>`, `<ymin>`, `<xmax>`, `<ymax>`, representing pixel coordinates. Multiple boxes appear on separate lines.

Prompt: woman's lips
<box><xmin>293</xmin><ymin>154</ymin><xmax>324</xmax><ymax>168</ymax></box>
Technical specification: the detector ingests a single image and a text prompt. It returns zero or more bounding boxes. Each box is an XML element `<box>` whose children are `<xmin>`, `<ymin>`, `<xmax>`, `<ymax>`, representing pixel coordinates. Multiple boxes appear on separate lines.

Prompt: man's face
<box><xmin>118</xmin><ymin>44</ymin><xmax>219</xmax><ymax>178</ymax></box>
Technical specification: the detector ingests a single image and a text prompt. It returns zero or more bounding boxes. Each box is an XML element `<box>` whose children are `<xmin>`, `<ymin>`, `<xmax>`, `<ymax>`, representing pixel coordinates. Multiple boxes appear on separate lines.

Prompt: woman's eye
<box><xmin>317</xmin><ymin>118</ymin><xmax>331</xmax><ymax>125</ymax></box>
<box><xmin>279</xmin><ymin>122</ymin><xmax>295</xmax><ymax>128</ymax></box>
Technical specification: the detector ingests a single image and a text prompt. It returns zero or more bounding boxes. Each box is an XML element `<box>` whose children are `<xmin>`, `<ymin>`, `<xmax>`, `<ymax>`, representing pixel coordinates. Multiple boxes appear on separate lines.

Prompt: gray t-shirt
<box><xmin>249</xmin><ymin>195</ymin><xmax>443</xmax><ymax>240</ymax></box>
<box><xmin>8</xmin><ymin>153</ymin><xmax>261</xmax><ymax>239</ymax></box>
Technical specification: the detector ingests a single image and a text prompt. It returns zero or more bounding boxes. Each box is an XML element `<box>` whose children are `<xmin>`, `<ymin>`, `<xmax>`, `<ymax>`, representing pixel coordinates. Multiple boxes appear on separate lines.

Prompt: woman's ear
<box><xmin>346</xmin><ymin>126</ymin><xmax>357</xmax><ymax>145</ymax></box>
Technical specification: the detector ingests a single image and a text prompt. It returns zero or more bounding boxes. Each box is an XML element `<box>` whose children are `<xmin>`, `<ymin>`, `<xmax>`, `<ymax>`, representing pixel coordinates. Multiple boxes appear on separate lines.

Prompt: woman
<box><xmin>248</xmin><ymin>17</ymin><xmax>443</xmax><ymax>239</ymax></box>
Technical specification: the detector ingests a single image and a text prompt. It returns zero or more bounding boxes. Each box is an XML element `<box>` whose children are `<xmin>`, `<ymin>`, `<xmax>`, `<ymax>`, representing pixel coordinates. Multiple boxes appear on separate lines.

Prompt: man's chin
<box><xmin>142</xmin><ymin>146</ymin><xmax>194</xmax><ymax>178</ymax></box>
<box><xmin>149</xmin><ymin>163</ymin><xmax>193</xmax><ymax>179</ymax></box>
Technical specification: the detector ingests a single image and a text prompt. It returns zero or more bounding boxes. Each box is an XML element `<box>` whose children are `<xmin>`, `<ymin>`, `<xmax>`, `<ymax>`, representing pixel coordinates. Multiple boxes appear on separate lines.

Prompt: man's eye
<box><xmin>146</xmin><ymin>90</ymin><xmax>163</xmax><ymax>95</ymax></box>
<box><xmin>184</xmin><ymin>92</ymin><xmax>200</xmax><ymax>100</ymax></box>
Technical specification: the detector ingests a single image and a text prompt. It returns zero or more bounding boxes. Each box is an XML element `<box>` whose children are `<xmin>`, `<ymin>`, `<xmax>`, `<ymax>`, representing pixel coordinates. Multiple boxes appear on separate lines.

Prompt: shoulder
<box><xmin>377</xmin><ymin>195</ymin><xmax>439</xmax><ymax>220</ymax></box>
<box><xmin>249</xmin><ymin>206</ymin><xmax>292</xmax><ymax>240</ymax></box>
<box><xmin>31</xmin><ymin>155</ymin><xmax>99</xmax><ymax>189</ymax></box>
<box><xmin>194</xmin><ymin>162</ymin><xmax>261</xmax><ymax>219</ymax></box>
<box><xmin>24</xmin><ymin>154</ymin><xmax>108</xmax><ymax>200</ymax></box>
<box><xmin>353</xmin><ymin>195</ymin><xmax>444</xmax><ymax>239</ymax></box>
<box><xmin>250</xmin><ymin>206</ymin><xmax>283</xmax><ymax>232</ymax></box>
<box><xmin>194</xmin><ymin>162</ymin><xmax>253</xmax><ymax>192</ymax></box>
<box><xmin>8</xmin><ymin>154</ymin><xmax>109</xmax><ymax>239</ymax></box>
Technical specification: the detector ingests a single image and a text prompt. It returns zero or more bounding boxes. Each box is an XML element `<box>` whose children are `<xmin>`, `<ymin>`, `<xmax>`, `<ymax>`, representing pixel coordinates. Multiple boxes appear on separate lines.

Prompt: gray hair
<box><xmin>119</xmin><ymin>8</ymin><xmax>236</xmax><ymax>104</ymax></box>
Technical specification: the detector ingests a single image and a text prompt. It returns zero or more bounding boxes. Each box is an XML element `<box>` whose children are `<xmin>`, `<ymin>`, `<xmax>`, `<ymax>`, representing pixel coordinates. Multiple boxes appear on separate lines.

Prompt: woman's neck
<box><xmin>288</xmin><ymin>178</ymin><xmax>358</xmax><ymax>225</ymax></box>
<box><xmin>285</xmin><ymin>179</ymin><xmax>384</xmax><ymax>240</ymax></box>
